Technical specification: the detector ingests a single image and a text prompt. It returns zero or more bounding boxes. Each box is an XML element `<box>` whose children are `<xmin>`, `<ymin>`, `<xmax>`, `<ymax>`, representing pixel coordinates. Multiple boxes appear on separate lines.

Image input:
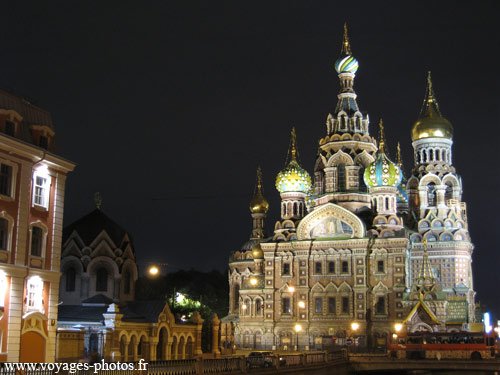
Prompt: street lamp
<box><xmin>146</xmin><ymin>262</ymin><xmax>168</xmax><ymax>277</ymax></box>
<box><xmin>295</xmin><ymin>324</ymin><xmax>302</xmax><ymax>351</ymax></box>
<box><xmin>394</xmin><ymin>323</ymin><xmax>403</xmax><ymax>333</ymax></box>
<box><xmin>250</xmin><ymin>277</ymin><xmax>257</xmax><ymax>286</ymax></box>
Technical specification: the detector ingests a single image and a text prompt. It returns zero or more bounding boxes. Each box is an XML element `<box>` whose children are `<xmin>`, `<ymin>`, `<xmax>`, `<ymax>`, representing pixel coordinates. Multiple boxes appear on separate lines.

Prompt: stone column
<box><xmin>189</xmin><ymin>312</ymin><xmax>204</xmax><ymax>356</ymax></box>
<box><xmin>211</xmin><ymin>314</ymin><xmax>221</xmax><ymax>356</ymax></box>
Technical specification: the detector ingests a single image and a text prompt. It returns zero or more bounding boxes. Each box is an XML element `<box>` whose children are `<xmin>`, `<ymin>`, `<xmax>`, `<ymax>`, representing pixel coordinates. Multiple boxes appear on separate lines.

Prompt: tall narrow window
<box><xmin>315</xmin><ymin>297</ymin><xmax>323</xmax><ymax>313</ymax></box>
<box><xmin>328</xmin><ymin>297</ymin><xmax>336</xmax><ymax>314</ymax></box>
<box><xmin>124</xmin><ymin>270</ymin><xmax>131</xmax><ymax>295</ymax></box>
<box><xmin>96</xmin><ymin>268</ymin><xmax>108</xmax><ymax>292</ymax></box>
<box><xmin>282</xmin><ymin>297</ymin><xmax>291</xmax><ymax>314</ymax></box>
<box><xmin>315</xmin><ymin>262</ymin><xmax>322</xmax><ymax>274</ymax></box>
<box><xmin>39</xmin><ymin>136</ymin><xmax>48</xmax><ymax>150</ymax></box>
<box><xmin>342</xmin><ymin>261</ymin><xmax>349</xmax><ymax>273</ymax></box>
<box><xmin>5</xmin><ymin>121</ymin><xmax>15</xmax><ymax>136</ymax></box>
<box><xmin>328</xmin><ymin>261</ymin><xmax>335</xmax><ymax>274</ymax></box>
<box><xmin>337</xmin><ymin>164</ymin><xmax>346</xmax><ymax>192</ymax></box>
<box><xmin>0</xmin><ymin>219</ymin><xmax>7</xmax><ymax>250</ymax></box>
<box><xmin>66</xmin><ymin>267</ymin><xmax>76</xmax><ymax>292</ymax></box>
<box><xmin>377</xmin><ymin>260</ymin><xmax>384</xmax><ymax>273</ymax></box>
<box><xmin>0</xmin><ymin>164</ymin><xmax>12</xmax><ymax>197</ymax></box>
<box><xmin>256</xmin><ymin>299</ymin><xmax>262</xmax><ymax>314</ymax></box>
<box><xmin>31</xmin><ymin>226</ymin><xmax>43</xmax><ymax>257</ymax></box>
<box><xmin>26</xmin><ymin>276</ymin><xmax>44</xmax><ymax>312</ymax></box>
<box><xmin>283</xmin><ymin>263</ymin><xmax>290</xmax><ymax>275</ymax></box>
<box><xmin>233</xmin><ymin>284</ymin><xmax>240</xmax><ymax>311</ymax></box>
<box><xmin>342</xmin><ymin>297</ymin><xmax>349</xmax><ymax>314</ymax></box>
<box><xmin>33</xmin><ymin>174</ymin><xmax>48</xmax><ymax>207</ymax></box>
<box><xmin>427</xmin><ymin>183</ymin><xmax>436</xmax><ymax>206</ymax></box>
<box><xmin>376</xmin><ymin>296</ymin><xmax>385</xmax><ymax>315</ymax></box>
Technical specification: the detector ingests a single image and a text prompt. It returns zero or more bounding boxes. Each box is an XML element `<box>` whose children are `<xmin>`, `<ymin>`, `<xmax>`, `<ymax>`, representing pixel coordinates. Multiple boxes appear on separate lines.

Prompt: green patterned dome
<box><xmin>276</xmin><ymin>160</ymin><xmax>312</xmax><ymax>194</ymax></box>
<box><xmin>364</xmin><ymin>152</ymin><xmax>402</xmax><ymax>188</ymax></box>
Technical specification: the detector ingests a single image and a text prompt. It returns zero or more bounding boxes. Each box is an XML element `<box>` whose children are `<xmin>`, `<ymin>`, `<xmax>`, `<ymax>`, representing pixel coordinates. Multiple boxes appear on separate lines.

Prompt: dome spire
<box><xmin>289</xmin><ymin>127</ymin><xmax>297</xmax><ymax>162</ymax></box>
<box><xmin>341</xmin><ymin>23</ymin><xmax>352</xmax><ymax>55</ymax></box>
<box><xmin>420</xmin><ymin>71</ymin><xmax>442</xmax><ymax>118</ymax></box>
<box><xmin>396</xmin><ymin>142</ymin><xmax>403</xmax><ymax>168</ymax></box>
<box><xmin>378</xmin><ymin>119</ymin><xmax>386</xmax><ymax>154</ymax></box>
<box><xmin>249</xmin><ymin>165</ymin><xmax>269</xmax><ymax>215</ymax></box>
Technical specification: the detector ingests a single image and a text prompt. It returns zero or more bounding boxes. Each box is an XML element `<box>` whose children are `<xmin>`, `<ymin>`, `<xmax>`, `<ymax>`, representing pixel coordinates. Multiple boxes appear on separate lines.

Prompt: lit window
<box><xmin>30</xmin><ymin>227</ymin><xmax>43</xmax><ymax>257</ymax></box>
<box><xmin>33</xmin><ymin>172</ymin><xmax>49</xmax><ymax>208</ymax></box>
<box><xmin>0</xmin><ymin>271</ymin><xmax>7</xmax><ymax>308</ymax></box>
<box><xmin>315</xmin><ymin>297</ymin><xmax>322</xmax><ymax>313</ymax></box>
<box><xmin>26</xmin><ymin>276</ymin><xmax>44</xmax><ymax>312</ymax></box>
<box><xmin>0</xmin><ymin>219</ymin><xmax>7</xmax><ymax>250</ymax></box>
<box><xmin>0</xmin><ymin>164</ymin><xmax>12</xmax><ymax>197</ymax></box>
<box><xmin>282</xmin><ymin>297</ymin><xmax>291</xmax><ymax>314</ymax></box>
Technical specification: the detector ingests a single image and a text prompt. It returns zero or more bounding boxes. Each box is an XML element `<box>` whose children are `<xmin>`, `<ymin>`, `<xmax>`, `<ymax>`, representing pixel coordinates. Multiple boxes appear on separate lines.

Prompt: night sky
<box><xmin>2</xmin><ymin>2</ymin><xmax>499</xmax><ymax>315</ymax></box>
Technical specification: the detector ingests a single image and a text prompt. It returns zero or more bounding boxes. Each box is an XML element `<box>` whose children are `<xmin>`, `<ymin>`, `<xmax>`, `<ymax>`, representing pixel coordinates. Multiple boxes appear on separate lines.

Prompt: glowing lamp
<box><xmin>298</xmin><ymin>301</ymin><xmax>305</xmax><ymax>309</ymax></box>
<box><xmin>288</xmin><ymin>286</ymin><xmax>295</xmax><ymax>293</ymax></box>
<box><xmin>484</xmin><ymin>312</ymin><xmax>492</xmax><ymax>334</ymax></box>
<box><xmin>351</xmin><ymin>322</ymin><xmax>360</xmax><ymax>331</ymax></box>
<box><xmin>394</xmin><ymin>323</ymin><xmax>403</xmax><ymax>332</ymax></box>
<box><xmin>392</xmin><ymin>333</ymin><xmax>398</xmax><ymax>339</ymax></box>
<box><xmin>294</xmin><ymin>324</ymin><xmax>302</xmax><ymax>333</ymax></box>
<box><xmin>250</xmin><ymin>278</ymin><xmax>257</xmax><ymax>286</ymax></box>
<box><xmin>148</xmin><ymin>265</ymin><xmax>160</xmax><ymax>276</ymax></box>
<box><xmin>242</xmin><ymin>304</ymin><xmax>247</xmax><ymax>310</ymax></box>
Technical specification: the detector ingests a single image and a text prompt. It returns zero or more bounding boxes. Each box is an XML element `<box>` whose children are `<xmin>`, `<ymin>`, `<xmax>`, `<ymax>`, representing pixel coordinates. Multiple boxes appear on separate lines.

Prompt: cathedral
<box><xmin>226</xmin><ymin>26</ymin><xmax>475</xmax><ymax>350</ymax></box>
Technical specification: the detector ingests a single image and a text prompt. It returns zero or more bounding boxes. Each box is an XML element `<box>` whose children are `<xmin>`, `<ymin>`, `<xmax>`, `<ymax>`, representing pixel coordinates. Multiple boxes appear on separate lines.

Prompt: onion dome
<box><xmin>411</xmin><ymin>72</ymin><xmax>453</xmax><ymax>141</ymax></box>
<box><xmin>251</xmin><ymin>242</ymin><xmax>264</xmax><ymax>259</ymax></box>
<box><xmin>275</xmin><ymin>128</ymin><xmax>312</xmax><ymax>194</ymax></box>
<box><xmin>364</xmin><ymin>120</ymin><xmax>403</xmax><ymax>188</ymax></box>
<box><xmin>334</xmin><ymin>24</ymin><xmax>359</xmax><ymax>74</ymax></box>
<box><xmin>249</xmin><ymin>166</ymin><xmax>269</xmax><ymax>214</ymax></box>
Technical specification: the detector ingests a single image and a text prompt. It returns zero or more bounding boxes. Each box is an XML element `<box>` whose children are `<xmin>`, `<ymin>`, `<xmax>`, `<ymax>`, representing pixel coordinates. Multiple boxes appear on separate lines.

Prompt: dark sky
<box><xmin>2</xmin><ymin>1</ymin><xmax>499</xmax><ymax>315</ymax></box>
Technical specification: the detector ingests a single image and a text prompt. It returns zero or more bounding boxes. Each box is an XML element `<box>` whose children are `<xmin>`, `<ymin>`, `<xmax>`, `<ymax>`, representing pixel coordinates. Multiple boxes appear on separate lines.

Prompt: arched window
<box><xmin>124</xmin><ymin>270</ymin><xmax>131</xmax><ymax>295</ymax></box>
<box><xmin>66</xmin><ymin>267</ymin><xmax>76</xmax><ymax>292</ymax></box>
<box><xmin>358</xmin><ymin>167</ymin><xmax>366</xmax><ymax>192</ymax></box>
<box><xmin>96</xmin><ymin>268</ymin><xmax>108</xmax><ymax>292</ymax></box>
<box><xmin>0</xmin><ymin>218</ymin><xmax>7</xmax><ymax>250</ymax></box>
<box><xmin>255</xmin><ymin>298</ymin><xmax>262</xmax><ymax>315</ymax></box>
<box><xmin>445</xmin><ymin>183</ymin><xmax>453</xmax><ymax>201</ymax></box>
<box><xmin>233</xmin><ymin>284</ymin><xmax>240</xmax><ymax>312</ymax></box>
<box><xmin>337</xmin><ymin>164</ymin><xmax>346</xmax><ymax>192</ymax></box>
<box><xmin>26</xmin><ymin>276</ymin><xmax>44</xmax><ymax>312</ymax></box>
<box><xmin>376</xmin><ymin>296</ymin><xmax>385</xmax><ymax>315</ymax></box>
<box><xmin>31</xmin><ymin>226</ymin><xmax>43</xmax><ymax>257</ymax></box>
<box><xmin>385</xmin><ymin>197</ymin><xmax>390</xmax><ymax>211</ymax></box>
<box><xmin>427</xmin><ymin>183</ymin><xmax>436</xmax><ymax>206</ymax></box>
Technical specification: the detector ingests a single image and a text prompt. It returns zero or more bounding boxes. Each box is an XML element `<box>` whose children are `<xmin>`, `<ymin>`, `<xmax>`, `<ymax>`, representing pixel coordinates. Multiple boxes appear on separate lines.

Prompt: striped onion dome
<box><xmin>364</xmin><ymin>152</ymin><xmax>402</xmax><ymax>188</ymax></box>
<box><xmin>335</xmin><ymin>54</ymin><xmax>359</xmax><ymax>74</ymax></box>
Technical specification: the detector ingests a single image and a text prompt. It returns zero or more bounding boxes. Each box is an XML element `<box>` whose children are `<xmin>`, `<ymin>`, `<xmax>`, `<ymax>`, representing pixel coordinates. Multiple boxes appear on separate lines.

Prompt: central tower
<box><xmin>313</xmin><ymin>25</ymin><xmax>378</xmax><ymax>212</ymax></box>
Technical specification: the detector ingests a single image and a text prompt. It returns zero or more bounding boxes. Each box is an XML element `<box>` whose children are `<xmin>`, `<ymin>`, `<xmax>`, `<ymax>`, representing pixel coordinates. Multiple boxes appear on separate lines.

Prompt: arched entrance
<box><xmin>157</xmin><ymin>327</ymin><xmax>169</xmax><ymax>360</ymax></box>
<box><xmin>20</xmin><ymin>331</ymin><xmax>45</xmax><ymax>362</ymax></box>
<box><xmin>185</xmin><ymin>336</ymin><xmax>193</xmax><ymax>358</ymax></box>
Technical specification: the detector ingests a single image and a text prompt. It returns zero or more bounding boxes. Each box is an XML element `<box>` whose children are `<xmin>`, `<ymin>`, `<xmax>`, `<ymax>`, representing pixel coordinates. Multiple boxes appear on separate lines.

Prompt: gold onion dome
<box><xmin>249</xmin><ymin>166</ymin><xmax>269</xmax><ymax>214</ymax></box>
<box><xmin>275</xmin><ymin>128</ymin><xmax>312</xmax><ymax>194</ymax></box>
<box><xmin>364</xmin><ymin>120</ymin><xmax>403</xmax><ymax>188</ymax></box>
<box><xmin>334</xmin><ymin>23</ymin><xmax>359</xmax><ymax>74</ymax></box>
<box><xmin>411</xmin><ymin>72</ymin><xmax>453</xmax><ymax>141</ymax></box>
<box><xmin>251</xmin><ymin>242</ymin><xmax>264</xmax><ymax>259</ymax></box>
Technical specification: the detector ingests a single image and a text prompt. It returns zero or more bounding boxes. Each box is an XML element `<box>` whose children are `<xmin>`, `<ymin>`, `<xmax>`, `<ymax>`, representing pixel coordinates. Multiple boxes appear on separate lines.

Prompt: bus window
<box><xmin>407</xmin><ymin>335</ymin><xmax>423</xmax><ymax>344</ymax></box>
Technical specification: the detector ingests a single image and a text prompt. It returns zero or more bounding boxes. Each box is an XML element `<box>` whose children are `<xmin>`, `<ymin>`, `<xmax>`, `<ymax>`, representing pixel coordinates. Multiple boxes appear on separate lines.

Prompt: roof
<box><xmin>121</xmin><ymin>300</ymin><xmax>167</xmax><ymax>323</ymax></box>
<box><xmin>58</xmin><ymin>305</ymin><xmax>108</xmax><ymax>323</ymax></box>
<box><xmin>63</xmin><ymin>209</ymin><xmax>131</xmax><ymax>248</ymax></box>
<box><xmin>82</xmin><ymin>294</ymin><xmax>114</xmax><ymax>305</ymax></box>
<box><xmin>0</xmin><ymin>88</ymin><xmax>53</xmax><ymax>129</ymax></box>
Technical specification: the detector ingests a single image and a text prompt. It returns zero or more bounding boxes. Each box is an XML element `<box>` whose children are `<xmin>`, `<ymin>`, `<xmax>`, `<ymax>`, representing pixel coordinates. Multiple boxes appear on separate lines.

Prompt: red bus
<box><xmin>388</xmin><ymin>331</ymin><xmax>498</xmax><ymax>360</ymax></box>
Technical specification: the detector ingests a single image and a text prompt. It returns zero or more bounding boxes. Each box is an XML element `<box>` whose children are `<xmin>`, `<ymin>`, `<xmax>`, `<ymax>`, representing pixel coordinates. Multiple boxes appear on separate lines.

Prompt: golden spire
<box><xmin>396</xmin><ymin>142</ymin><xmax>403</xmax><ymax>168</ymax></box>
<box><xmin>420</xmin><ymin>71</ymin><xmax>442</xmax><ymax>117</ymax></box>
<box><xmin>290</xmin><ymin>127</ymin><xmax>297</xmax><ymax>161</ymax></box>
<box><xmin>256</xmin><ymin>165</ymin><xmax>263</xmax><ymax>191</ymax></box>
<box><xmin>378</xmin><ymin>119</ymin><xmax>386</xmax><ymax>154</ymax></box>
<box><xmin>341</xmin><ymin>23</ymin><xmax>352</xmax><ymax>55</ymax></box>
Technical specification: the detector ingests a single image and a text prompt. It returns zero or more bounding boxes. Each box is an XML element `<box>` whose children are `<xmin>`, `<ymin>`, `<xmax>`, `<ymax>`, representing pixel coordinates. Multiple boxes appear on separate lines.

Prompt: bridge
<box><xmin>349</xmin><ymin>356</ymin><xmax>500</xmax><ymax>373</ymax></box>
<box><xmin>1</xmin><ymin>353</ymin><xmax>499</xmax><ymax>374</ymax></box>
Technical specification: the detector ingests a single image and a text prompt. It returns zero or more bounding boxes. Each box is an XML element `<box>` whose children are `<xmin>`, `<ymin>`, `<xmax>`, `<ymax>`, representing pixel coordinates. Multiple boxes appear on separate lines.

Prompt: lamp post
<box><xmin>350</xmin><ymin>322</ymin><xmax>359</xmax><ymax>352</ymax></box>
<box><xmin>295</xmin><ymin>323</ymin><xmax>302</xmax><ymax>352</ymax></box>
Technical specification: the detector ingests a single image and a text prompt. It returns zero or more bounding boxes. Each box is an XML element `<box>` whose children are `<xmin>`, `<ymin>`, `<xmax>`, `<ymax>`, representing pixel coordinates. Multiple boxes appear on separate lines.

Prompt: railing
<box><xmin>0</xmin><ymin>351</ymin><xmax>348</xmax><ymax>375</ymax></box>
